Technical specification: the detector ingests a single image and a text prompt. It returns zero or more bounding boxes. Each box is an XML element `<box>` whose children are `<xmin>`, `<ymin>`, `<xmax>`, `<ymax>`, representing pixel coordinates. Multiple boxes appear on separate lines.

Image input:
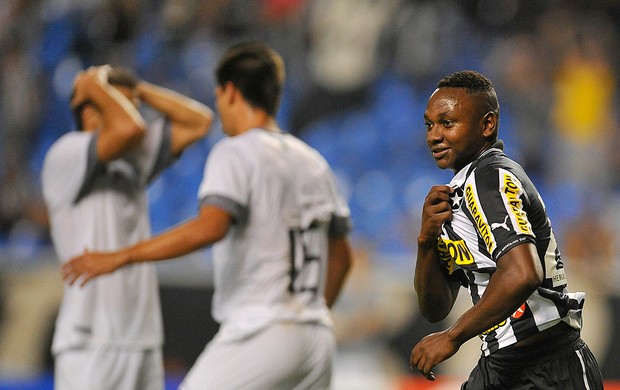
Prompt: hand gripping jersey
<box><xmin>197</xmin><ymin>128</ymin><xmax>352</xmax><ymax>342</ymax></box>
<box><xmin>438</xmin><ymin>141</ymin><xmax>585</xmax><ymax>356</ymax></box>
<box><xmin>42</xmin><ymin>119</ymin><xmax>174</xmax><ymax>354</ymax></box>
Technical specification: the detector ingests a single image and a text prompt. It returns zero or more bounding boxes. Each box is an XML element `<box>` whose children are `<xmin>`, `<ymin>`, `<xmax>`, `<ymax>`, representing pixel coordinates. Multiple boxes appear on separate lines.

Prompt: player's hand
<box><xmin>89</xmin><ymin>64</ymin><xmax>111</xmax><ymax>84</ymax></box>
<box><xmin>410</xmin><ymin>329</ymin><xmax>459</xmax><ymax>381</ymax></box>
<box><xmin>62</xmin><ymin>249</ymin><xmax>128</xmax><ymax>287</ymax></box>
<box><xmin>70</xmin><ymin>65</ymin><xmax>112</xmax><ymax>109</ymax></box>
<box><xmin>418</xmin><ymin>185</ymin><xmax>453</xmax><ymax>247</ymax></box>
<box><xmin>70</xmin><ymin>70</ymin><xmax>90</xmax><ymax>109</ymax></box>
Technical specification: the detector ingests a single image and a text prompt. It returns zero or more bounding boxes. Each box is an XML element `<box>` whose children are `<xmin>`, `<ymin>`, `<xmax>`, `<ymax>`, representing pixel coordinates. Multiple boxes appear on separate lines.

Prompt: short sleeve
<box><xmin>128</xmin><ymin>118</ymin><xmax>174</xmax><ymax>184</ymax></box>
<box><xmin>197</xmin><ymin>139</ymin><xmax>250</xmax><ymax>210</ymax></box>
<box><xmin>325</xmin><ymin>170</ymin><xmax>352</xmax><ymax>237</ymax></box>
<box><xmin>41</xmin><ymin>132</ymin><xmax>94</xmax><ymax>211</ymax></box>
<box><xmin>470</xmin><ymin>166</ymin><xmax>536</xmax><ymax>260</ymax></box>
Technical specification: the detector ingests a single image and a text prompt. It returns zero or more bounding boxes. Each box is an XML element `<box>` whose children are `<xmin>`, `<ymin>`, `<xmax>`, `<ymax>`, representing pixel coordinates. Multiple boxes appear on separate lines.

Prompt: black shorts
<box><xmin>461</xmin><ymin>328</ymin><xmax>603</xmax><ymax>390</ymax></box>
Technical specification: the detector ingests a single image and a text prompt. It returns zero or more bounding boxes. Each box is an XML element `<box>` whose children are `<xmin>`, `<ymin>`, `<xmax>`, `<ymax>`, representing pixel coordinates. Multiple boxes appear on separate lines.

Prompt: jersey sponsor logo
<box><xmin>437</xmin><ymin>237</ymin><xmax>475</xmax><ymax>273</ymax></box>
<box><xmin>552</xmin><ymin>273</ymin><xmax>566</xmax><ymax>285</ymax></box>
<box><xmin>501</xmin><ymin>173</ymin><xmax>533</xmax><ymax>235</ymax></box>
<box><xmin>481</xmin><ymin>319</ymin><xmax>507</xmax><ymax>335</ymax></box>
<box><xmin>480</xmin><ymin>303</ymin><xmax>526</xmax><ymax>336</ymax></box>
<box><xmin>511</xmin><ymin>303</ymin><xmax>527</xmax><ymax>319</ymax></box>
<box><xmin>465</xmin><ymin>184</ymin><xmax>496</xmax><ymax>254</ymax></box>
<box><xmin>481</xmin><ymin>303</ymin><xmax>526</xmax><ymax>335</ymax></box>
<box><xmin>544</xmin><ymin>229</ymin><xmax>568</xmax><ymax>288</ymax></box>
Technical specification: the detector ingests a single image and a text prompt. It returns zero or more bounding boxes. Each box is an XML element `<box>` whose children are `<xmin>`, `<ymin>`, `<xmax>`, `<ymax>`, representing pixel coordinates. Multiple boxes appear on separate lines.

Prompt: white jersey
<box><xmin>197</xmin><ymin>128</ymin><xmax>351</xmax><ymax>342</ymax></box>
<box><xmin>42</xmin><ymin>119</ymin><xmax>174</xmax><ymax>354</ymax></box>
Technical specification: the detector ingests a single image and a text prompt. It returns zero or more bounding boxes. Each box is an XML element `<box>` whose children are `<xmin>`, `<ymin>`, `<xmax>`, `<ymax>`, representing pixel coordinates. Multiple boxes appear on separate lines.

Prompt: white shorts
<box><xmin>180</xmin><ymin>322</ymin><xmax>336</xmax><ymax>390</ymax></box>
<box><xmin>54</xmin><ymin>345</ymin><xmax>164</xmax><ymax>390</ymax></box>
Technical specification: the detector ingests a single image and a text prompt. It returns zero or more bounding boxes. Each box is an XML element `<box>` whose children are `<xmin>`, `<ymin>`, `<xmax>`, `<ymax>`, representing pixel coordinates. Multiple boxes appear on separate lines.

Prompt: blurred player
<box><xmin>42</xmin><ymin>65</ymin><xmax>213</xmax><ymax>389</ymax></box>
<box><xmin>62</xmin><ymin>41</ymin><xmax>354</xmax><ymax>390</ymax></box>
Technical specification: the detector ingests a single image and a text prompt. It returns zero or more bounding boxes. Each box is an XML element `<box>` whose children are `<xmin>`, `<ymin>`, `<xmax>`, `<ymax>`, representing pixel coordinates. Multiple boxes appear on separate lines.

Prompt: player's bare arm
<box><xmin>137</xmin><ymin>81</ymin><xmax>213</xmax><ymax>155</ymax></box>
<box><xmin>415</xmin><ymin>185</ymin><xmax>459</xmax><ymax>322</ymax></box>
<box><xmin>75</xmin><ymin>65</ymin><xmax>147</xmax><ymax>161</ymax></box>
<box><xmin>410</xmin><ymin>242</ymin><xmax>543</xmax><ymax>381</ymax></box>
<box><xmin>62</xmin><ymin>205</ymin><xmax>231</xmax><ymax>287</ymax></box>
<box><xmin>324</xmin><ymin>236</ymin><xmax>353</xmax><ymax>308</ymax></box>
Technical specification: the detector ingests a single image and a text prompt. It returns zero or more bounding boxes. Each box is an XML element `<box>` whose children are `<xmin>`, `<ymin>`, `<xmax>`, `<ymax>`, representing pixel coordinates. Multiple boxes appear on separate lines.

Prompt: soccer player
<box><xmin>61</xmin><ymin>41</ymin><xmax>354</xmax><ymax>390</ymax></box>
<box><xmin>42</xmin><ymin>65</ymin><xmax>213</xmax><ymax>389</ymax></box>
<box><xmin>410</xmin><ymin>70</ymin><xmax>604</xmax><ymax>389</ymax></box>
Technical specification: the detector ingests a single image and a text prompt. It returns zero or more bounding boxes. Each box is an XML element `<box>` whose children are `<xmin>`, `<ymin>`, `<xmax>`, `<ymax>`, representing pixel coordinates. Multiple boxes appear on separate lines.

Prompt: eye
<box><xmin>424</xmin><ymin>121</ymin><xmax>432</xmax><ymax>131</ymax></box>
<box><xmin>442</xmin><ymin>120</ymin><xmax>454</xmax><ymax>127</ymax></box>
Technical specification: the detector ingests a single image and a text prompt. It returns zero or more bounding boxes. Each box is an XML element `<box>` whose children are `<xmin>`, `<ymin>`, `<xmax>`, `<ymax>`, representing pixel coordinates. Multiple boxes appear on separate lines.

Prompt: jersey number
<box><xmin>288</xmin><ymin>223</ymin><xmax>322</xmax><ymax>296</ymax></box>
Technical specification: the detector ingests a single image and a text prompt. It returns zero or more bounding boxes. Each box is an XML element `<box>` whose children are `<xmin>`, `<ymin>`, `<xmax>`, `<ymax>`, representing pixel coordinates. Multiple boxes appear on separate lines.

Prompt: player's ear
<box><xmin>229</xmin><ymin>83</ymin><xmax>246</xmax><ymax>105</ymax></box>
<box><xmin>221</xmin><ymin>82</ymin><xmax>238</xmax><ymax>104</ymax></box>
<box><xmin>482</xmin><ymin>111</ymin><xmax>498</xmax><ymax>139</ymax></box>
<box><xmin>83</xmin><ymin>104</ymin><xmax>100</xmax><ymax>122</ymax></box>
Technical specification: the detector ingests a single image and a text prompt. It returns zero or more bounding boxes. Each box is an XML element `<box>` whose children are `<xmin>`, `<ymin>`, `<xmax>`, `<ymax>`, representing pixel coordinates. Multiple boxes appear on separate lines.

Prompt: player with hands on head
<box><xmin>42</xmin><ymin>64</ymin><xmax>213</xmax><ymax>390</ymax></box>
<box><xmin>62</xmin><ymin>41</ymin><xmax>354</xmax><ymax>390</ymax></box>
<box><xmin>410</xmin><ymin>70</ymin><xmax>603</xmax><ymax>389</ymax></box>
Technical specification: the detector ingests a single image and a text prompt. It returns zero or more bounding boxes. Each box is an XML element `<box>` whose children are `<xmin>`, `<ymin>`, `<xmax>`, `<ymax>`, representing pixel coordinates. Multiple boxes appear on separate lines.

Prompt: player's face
<box><xmin>423</xmin><ymin>87</ymin><xmax>490</xmax><ymax>172</ymax></box>
<box><xmin>116</xmin><ymin>85</ymin><xmax>140</xmax><ymax>107</ymax></box>
<box><xmin>84</xmin><ymin>86</ymin><xmax>139</xmax><ymax>131</ymax></box>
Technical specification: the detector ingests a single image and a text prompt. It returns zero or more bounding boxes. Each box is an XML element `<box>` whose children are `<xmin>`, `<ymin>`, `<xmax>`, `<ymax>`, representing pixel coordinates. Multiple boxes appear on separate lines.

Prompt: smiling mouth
<box><xmin>431</xmin><ymin>148</ymin><xmax>449</xmax><ymax>159</ymax></box>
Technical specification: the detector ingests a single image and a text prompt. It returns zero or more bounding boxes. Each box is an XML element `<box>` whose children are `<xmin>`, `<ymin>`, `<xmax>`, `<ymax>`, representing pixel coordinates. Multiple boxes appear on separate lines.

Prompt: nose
<box><xmin>426</xmin><ymin>123</ymin><xmax>442</xmax><ymax>144</ymax></box>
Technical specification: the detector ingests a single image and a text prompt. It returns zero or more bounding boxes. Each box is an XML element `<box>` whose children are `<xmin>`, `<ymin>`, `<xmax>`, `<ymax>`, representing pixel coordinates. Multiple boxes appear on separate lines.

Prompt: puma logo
<box><xmin>491</xmin><ymin>216</ymin><xmax>510</xmax><ymax>231</ymax></box>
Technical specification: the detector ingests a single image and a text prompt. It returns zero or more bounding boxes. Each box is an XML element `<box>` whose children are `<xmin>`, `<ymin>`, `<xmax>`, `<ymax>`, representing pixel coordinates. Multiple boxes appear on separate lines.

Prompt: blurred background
<box><xmin>0</xmin><ymin>0</ymin><xmax>619</xmax><ymax>389</ymax></box>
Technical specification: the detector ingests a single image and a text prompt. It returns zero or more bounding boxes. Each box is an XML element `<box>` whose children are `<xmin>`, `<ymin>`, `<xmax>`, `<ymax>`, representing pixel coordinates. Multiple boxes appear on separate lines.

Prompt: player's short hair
<box><xmin>107</xmin><ymin>67</ymin><xmax>139</xmax><ymax>89</ymax></box>
<box><xmin>437</xmin><ymin>70</ymin><xmax>500</xmax><ymax>123</ymax></box>
<box><xmin>72</xmin><ymin>67</ymin><xmax>139</xmax><ymax>130</ymax></box>
<box><xmin>215</xmin><ymin>41</ymin><xmax>285</xmax><ymax>116</ymax></box>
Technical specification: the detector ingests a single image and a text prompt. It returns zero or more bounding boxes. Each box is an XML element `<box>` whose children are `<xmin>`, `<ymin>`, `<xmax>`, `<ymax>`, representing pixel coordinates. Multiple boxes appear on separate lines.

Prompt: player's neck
<box><xmin>258</xmin><ymin>118</ymin><xmax>279</xmax><ymax>133</ymax></box>
<box><xmin>236</xmin><ymin>109</ymin><xmax>277</xmax><ymax>135</ymax></box>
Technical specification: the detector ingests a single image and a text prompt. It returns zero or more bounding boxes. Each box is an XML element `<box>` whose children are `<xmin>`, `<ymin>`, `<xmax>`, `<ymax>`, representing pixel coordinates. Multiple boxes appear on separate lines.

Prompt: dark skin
<box><xmin>411</xmin><ymin>87</ymin><xmax>544</xmax><ymax>380</ymax></box>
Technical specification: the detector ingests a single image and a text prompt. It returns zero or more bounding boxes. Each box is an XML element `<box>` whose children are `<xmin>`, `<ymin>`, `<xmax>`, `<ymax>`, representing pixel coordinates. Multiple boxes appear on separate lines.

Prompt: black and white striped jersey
<box><xmin>437</xmin><ymin>142</ymin><xmax>585</xmax><ymax>356</ymax></box>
